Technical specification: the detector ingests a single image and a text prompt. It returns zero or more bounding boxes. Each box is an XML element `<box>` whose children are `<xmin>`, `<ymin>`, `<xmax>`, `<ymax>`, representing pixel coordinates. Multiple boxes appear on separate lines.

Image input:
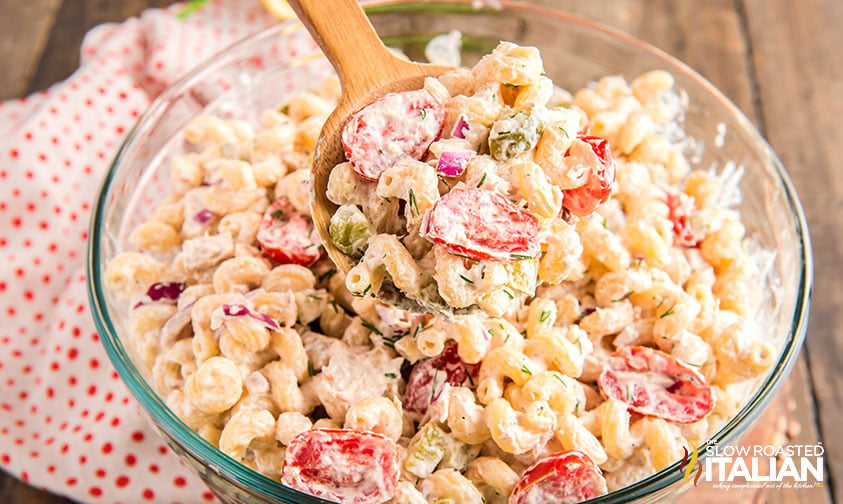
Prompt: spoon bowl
<box><xmin>288</xmin><ymin>0</ymin><xmax>451</xmax><ymax>291</ymax></box>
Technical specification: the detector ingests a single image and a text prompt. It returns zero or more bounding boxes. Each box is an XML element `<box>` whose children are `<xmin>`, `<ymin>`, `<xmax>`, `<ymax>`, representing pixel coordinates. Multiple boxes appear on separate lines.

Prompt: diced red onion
<box><xmin>436</xmin><ymin>150</ymin><xmax>472</xmax><ymax>177</ymax></box>
<box><xmin>223</xmin><ymin>304</ymin><xmax>250</xmax><ymax>317</ymax></box>
<box><xmin>451</xmin><ymin>114</ymin><xmax>470</xmax><ymax>139</ymax></box>
<box><xmin>221</xmin><ymin>303</ymin><xmax>280</xmax><ymax>331</ymax></box>
<box><xmin>133</xmin><ymin>281</ymin><xmax>184</xmax><ymax>308</ymax></box>
<box><xmin>147</xmin><ymin>281</ymin><xmax>185</xmax><ymax>302</ymax></box>
<box><xmin>193</xmin><ymin>209</ymin><xmax>215</xmax><ymax>224</ymax></box>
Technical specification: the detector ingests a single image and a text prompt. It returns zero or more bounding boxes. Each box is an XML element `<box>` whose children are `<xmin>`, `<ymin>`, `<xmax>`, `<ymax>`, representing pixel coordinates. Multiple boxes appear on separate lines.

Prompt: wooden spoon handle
<box><xmin>287</xmin><ymin>0</ymin><xmax>409</xmax><ymax>98</ymax></box>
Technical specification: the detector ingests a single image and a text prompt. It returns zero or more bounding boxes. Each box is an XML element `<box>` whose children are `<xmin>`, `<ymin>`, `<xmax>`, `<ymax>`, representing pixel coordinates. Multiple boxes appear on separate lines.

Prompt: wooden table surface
<box><xmin>1</xmin><ymin>0</ymin><xmax>839</xmax><ymax>503</ymax></box>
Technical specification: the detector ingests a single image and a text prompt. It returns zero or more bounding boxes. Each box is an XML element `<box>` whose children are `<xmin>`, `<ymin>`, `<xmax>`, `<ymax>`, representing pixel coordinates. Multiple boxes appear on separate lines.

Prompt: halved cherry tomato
<box><xmin>509</xmin><ymin>451</ymin><xmax>608</xmax><ymax>504</ymax></box>
<box><xmin>562</xmin><ymin>135</ymin><xmax>615</xmax><ymax>217</ymax></box>
<box><xmin>665</xmin><ymin>188</ymin><xmax>701</xmax><ymax>247</ymax></box>
<box><xmin>423</xmin><ymin>188</ymin><xmax>540</xmax><ymax>262</ymax></box>
<box><xmin>342</xmin><ymin>89</ymin><xmax>445</xmax><ymax>181</ymax></box>
<box><xmin>257</xmin><ymin>198</ymin><xmax>322</xmax><ymax>266</ymax></box>
<box><xmin>403</xmin><ymin>340</ymin><xmax>481</xmax><ymax>421</ymax></box>
<box><xmin>282</xmin><ymin>428</ymin><xmax>400</xmax><ymax>504</ymax></box>
<box><xmin>598</xmin><ymin>346</ymin><xmax>714</xmax><ymax>424</ymax></box>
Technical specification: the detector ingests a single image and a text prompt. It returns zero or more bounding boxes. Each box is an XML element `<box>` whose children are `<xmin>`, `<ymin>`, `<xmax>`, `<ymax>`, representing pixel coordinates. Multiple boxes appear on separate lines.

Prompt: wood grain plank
<box><xmin>742</xmin><ymin>0</ymin><xmax>843</xmax><ymax>501</ymax></box>
<box><xmin>626</xmin><ymin>0</ymin><xmax>756</xmax><ymax>119</ymax></box>
<box><xmin>27</xmin><ymin>0</ymin><xmax>177</xmax><ymax>94</ymax></box>
<box><xmin>762</xmin><ymin>356</ymin><xmax>832</xmax><ymax>504</ymax></box>
<box><xmin>0</xmin><ymin>469</ymin><xmax>71</xmax><ymax>504</ymax></box>
<box><xmin>526</xmin><ymin>0</ymin><xmax>755</xmax><ymax>117</ymax></box>
<box><xmin>0</xmin><ymin>0</ymin><xmax>63</xmax><ymax>100</ymax></box>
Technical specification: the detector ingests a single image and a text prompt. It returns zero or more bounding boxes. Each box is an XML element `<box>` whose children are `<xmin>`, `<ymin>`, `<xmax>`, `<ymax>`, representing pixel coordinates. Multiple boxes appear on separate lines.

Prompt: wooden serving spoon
<box><xmin>287</xmin><ymin>0</ymin><xmax>453</xmax><ymax>310</ymax></box>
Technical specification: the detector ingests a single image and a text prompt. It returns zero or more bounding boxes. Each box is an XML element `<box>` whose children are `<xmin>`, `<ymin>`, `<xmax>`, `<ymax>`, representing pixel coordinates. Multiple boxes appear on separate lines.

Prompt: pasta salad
<box><xmin>104</xmin><ymin>41</ymin><xmax>776</xmax><ymax>504</ymax></box>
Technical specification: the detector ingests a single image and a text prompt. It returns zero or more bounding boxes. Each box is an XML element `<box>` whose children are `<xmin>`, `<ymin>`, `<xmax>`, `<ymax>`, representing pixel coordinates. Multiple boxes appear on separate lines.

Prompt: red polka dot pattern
<box><xmin>0</xmin><ymin>2</ymin><xmax>278</xmax><ymax>502</ymax></box>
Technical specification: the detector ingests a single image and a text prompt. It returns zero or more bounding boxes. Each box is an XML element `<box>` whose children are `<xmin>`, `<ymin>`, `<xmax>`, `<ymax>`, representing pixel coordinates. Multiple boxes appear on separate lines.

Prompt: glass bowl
<box><xmin>87</xmin><ymin>1</ymin><xmax>812</xmax><ymax>503</ymax></box>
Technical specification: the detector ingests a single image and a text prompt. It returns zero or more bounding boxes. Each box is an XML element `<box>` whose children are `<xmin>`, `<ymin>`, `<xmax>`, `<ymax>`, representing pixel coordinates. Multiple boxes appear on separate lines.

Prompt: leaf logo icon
<box><xmin>679</xmin><ymin>443</ymin><xmax>703</xmax><ymax>486</ymax></box>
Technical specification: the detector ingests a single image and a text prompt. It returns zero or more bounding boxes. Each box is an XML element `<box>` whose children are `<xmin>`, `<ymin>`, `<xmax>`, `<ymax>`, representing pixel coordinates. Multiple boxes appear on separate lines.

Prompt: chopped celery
<box><xmin>404</xmin><ymin>422</ymin><xmax>448</xmax><ymax>478</ymax></box>
<box><xmin>488</xmin><ymin>107</ymin><xmax>544</xmax><ymax>161</ymax></box>
<box><xmin>329</xmin><ymin>204</ymin><xmax>372</xmax><ymax>258</ymax></box>
<box><xmin>439</xmin><ymin>435</ymin><xmax>481</xmax><ymax>472</ymax></box>
<box><xmin>404</xmin><ymin>421</ymin><xmax>479</xmax><ymax>479</ymax></box>
<box><xmin>417</xmin><ymin>281</ymin><xmax>452</xmax><ymax>314</ymax></box>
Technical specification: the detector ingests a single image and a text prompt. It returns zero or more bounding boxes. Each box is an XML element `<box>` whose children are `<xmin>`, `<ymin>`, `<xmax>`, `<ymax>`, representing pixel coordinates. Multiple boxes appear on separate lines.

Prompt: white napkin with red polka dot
<box><xmin>0</xmin><ymin>2</ymin><xmax>280</xmax><ymax>502</ymax></box>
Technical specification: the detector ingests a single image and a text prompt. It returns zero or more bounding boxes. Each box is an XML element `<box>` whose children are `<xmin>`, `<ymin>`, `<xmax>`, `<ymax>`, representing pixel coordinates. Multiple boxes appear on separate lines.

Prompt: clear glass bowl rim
<box><xmin>86</xmin><ymin>1</ymin><xmax>814</xmax><ymax>502</ymax></box>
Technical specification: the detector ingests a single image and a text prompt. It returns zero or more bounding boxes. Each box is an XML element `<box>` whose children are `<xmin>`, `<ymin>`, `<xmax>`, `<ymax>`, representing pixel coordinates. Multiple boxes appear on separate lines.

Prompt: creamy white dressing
<box><xmin>556</xmin><ymin>137</ymin><xmax>597</xmax><ymax>189</ymax></box>
<box><xmin>313</xmin><ymin>345</ymin><xmax>403</xmax><ymax>419</ymax></box>
<box><xmin>612</xmin><ymin>369</ymin><xmax>676</xmax><ymax>389</ymax></box>
<box><xmin>176</xmin><ymin>232</ymin><xmax>234</xmax><ymax>272</ymax></box>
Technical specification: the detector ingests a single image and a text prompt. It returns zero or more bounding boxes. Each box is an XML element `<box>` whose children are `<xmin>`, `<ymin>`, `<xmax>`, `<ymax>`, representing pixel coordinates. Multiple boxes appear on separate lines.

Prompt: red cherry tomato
<box><xmin>665</xmin><ymin>188</ymin><xmax>701</xmax><ymax>247</ymax></box>
<box><xmin>257</xmin><ymin>199</ymin><xmax>322</xmax><ymax>266</ymax></box>
<box><xmin>423</xmin><ymin>188</ymin><xmax>540</xmax><ymax>262</ymax></box>
<box><xmin>598</xmin><ymin>346</ymin><xmax>714</xmax><ymax>424</ymax></box>
<box><xmin>282</xmin><ymin>428</ymin><xmax>400</xmax><ymax>504</ymax></box>
<box><xmin>509</xmin><ymin>451</ymin><xmax>607</xmax><ymax>504</ymax></box>
<box><xmin>562</xmin><ymin>135</ymin><xmax>615</xmax><ymax>217</ymax></box>
<box><xmin>403</xmin><ymin>340</ymin><xmax>481</xmax><ymax>421</ymax></box>
<box><xmin>342</xmin><ymin>89</ymin><xmax>445</xmax><ymax>181</ymax></box>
